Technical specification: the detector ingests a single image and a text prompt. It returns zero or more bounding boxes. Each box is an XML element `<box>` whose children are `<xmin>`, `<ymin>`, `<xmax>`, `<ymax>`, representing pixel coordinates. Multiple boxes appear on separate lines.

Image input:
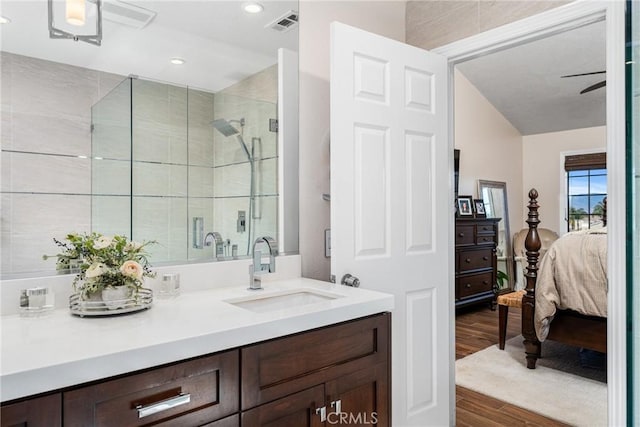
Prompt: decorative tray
<box><xmin>69</xmin><ymin>288</ymin><xmax>153</xmax><ymax>317</ymax></box>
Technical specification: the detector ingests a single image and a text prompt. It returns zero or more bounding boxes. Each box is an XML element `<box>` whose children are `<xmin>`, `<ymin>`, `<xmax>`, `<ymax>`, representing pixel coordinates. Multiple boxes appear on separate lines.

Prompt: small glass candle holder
<box><xmin>158</xmin><ymin>273</ymin><xmax>180</xmax><ymax>298</ymax></box>
<box><xmin>19</xmin><ymin>287</ymin><xmax>55</xmax><ymax>317</ymax></box>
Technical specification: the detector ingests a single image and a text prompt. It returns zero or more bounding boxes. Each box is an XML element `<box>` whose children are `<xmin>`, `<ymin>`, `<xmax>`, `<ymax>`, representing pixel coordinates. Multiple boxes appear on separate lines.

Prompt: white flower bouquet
<box><xmin>45</xmin><ymin>233</ymin><xmax>156</xmax><ymax>298</ymax></box>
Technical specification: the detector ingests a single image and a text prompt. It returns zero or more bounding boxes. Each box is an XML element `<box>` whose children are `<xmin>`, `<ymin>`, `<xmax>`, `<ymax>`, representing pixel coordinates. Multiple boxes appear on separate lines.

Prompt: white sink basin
<box><xmin>224</xmin><ymin>289</ymin><xmax>344</xmax><ymax>313</ymax></box>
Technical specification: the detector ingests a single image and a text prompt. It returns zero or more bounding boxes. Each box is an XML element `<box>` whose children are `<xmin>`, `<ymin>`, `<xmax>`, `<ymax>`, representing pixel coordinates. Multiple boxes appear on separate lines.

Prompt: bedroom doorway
<box><xmin>451</xmin><ymin>21</ymin><xmax>608</xmax><ymax>425</ymax></box>
<box><xmin>432</xmin><ymin>1</ymin><xmax>626</xmax><ymax>424</ymax></box>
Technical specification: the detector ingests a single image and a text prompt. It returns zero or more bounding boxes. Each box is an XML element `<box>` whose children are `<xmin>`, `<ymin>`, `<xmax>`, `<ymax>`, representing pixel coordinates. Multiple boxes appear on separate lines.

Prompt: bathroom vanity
<box><xmin>0</xmin><ymin>279</ymin><xmax>393</xmax><ymax>426</ymax></box>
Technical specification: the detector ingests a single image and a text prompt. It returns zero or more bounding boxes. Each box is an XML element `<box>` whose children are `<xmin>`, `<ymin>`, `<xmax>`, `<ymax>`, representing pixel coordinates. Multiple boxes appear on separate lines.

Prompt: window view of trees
<box><xmin>567</xmin><ymin>168</ymin><xmax>607</xmax><ymax>231</ymax></box>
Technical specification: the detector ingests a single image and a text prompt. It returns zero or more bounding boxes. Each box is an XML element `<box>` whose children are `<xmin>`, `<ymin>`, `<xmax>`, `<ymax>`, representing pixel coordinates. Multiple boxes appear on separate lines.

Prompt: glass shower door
<box><xmin>91</xmin><ymin>77</ymin><xmax>132</xmax><ymax>238</ymax></box>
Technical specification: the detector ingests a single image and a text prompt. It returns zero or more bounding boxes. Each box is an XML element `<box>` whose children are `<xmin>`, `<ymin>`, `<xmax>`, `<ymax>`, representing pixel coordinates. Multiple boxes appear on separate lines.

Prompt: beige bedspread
<box><xmin>534</xmin><ymin>228</ymin><xmax>608</xmax><ymax>341</ymax></box>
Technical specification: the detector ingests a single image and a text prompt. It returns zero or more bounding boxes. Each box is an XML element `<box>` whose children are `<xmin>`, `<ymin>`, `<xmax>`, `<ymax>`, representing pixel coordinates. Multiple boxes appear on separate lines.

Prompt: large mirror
<box><xmin>0</xmin><ymin>1</ymin><xmax>299</xmax><ymax>278</ymax></box>
<box><xmin>477</xmin><ymin>180</ymin><xmax>514</xmax><ymax>291</ymax></box>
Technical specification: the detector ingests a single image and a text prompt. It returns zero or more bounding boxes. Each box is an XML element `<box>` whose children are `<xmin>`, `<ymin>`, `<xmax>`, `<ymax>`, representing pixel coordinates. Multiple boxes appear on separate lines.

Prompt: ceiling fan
<box><xmin>561</xmin><ymin>70</ymin><xmax>606</xmax><ymax>94</ymax></box>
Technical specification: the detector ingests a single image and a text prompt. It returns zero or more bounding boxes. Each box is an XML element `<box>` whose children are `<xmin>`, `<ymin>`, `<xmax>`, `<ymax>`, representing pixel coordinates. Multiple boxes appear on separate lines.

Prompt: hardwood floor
<box><xmin>455</xmin><ymin>305</ymin><xmax>570</xmax><ymax>426</ymax></box>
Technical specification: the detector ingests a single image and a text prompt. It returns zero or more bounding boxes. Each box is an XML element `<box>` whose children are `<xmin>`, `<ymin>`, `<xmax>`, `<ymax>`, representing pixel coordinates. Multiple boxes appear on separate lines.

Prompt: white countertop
<box><xmin>0</xmin><ymin>278</ymin><xmax>393</xmax><ymax>402</ymax></box>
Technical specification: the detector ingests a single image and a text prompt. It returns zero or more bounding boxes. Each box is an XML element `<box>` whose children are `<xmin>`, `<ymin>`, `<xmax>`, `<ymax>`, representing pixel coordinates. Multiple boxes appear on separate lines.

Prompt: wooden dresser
<box><xmin>455</xmin><ymin>218</ymin><xmax>500</xmax><ymax>309</ymax></box>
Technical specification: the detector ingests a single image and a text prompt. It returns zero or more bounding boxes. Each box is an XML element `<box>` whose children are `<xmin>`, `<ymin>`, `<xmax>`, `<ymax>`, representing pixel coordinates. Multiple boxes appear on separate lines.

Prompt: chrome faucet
<box><xmin>249</xmin><ymin>236</ymin><xmax>278</xmax><ymax>290</ymax></box>
<box><xmin>204</xmin><ymin>232</ymin><xmax>224</xmax><ymax>259</ymax></box>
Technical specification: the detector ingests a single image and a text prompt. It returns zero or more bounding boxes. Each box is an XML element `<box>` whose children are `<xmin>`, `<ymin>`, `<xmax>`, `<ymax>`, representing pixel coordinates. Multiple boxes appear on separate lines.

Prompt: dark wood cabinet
<box><xmin>0</xmin><ymin>393</ymin><xmax>61</xmax><ymax>427</ymax></box>
<box><xmin>241</xmin><ymin>385</ymin><xmax>326</xmax><ymax>427</ymax></box>
<box><xmin>455</xmin><ymin>218</ymin><xmax>500</xmax><ymax>308</ymax></box>
<box><xmin>241</xmin><ymin>313</ymin><xmax>391</xmax><ymax>426</ymax></box>
<box><xmin>63</xmin><ymin>350</ymin><xmax>239</xmax><ymax>427</ymax></box>
<box><xmin>1</xmin><ymin>314</ymin><xmax>390</xmax><ymax>427</ymax></box>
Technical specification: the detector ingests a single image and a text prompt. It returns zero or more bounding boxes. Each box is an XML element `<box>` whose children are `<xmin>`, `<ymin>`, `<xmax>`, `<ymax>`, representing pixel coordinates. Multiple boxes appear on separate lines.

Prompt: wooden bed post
<box><xmin>522</xmin><ymin>189</ymin><xmax>542</xmax><ymax>369</ymax></box>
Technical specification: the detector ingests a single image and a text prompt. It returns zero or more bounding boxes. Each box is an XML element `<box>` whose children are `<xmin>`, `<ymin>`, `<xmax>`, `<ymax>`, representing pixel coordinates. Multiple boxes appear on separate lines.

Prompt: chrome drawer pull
<box><xmin>483</xmin><ymin>256</ymin><xmax>489</xmax><ymax>261</ymax></box>
<box><xmin>465</xmin><ymin>258</ymin><xmax>471</xmax><ymax>263</ymax></box>
<box><xmin>331</xmin><ymin>399</ymin><xmax>342</xmax><ymax>414</ymax></box>
<box><xmin>137</xmin><ymin>393</ymin><xmax>191</xmax><ymax>418</ymax></box>
<box><xmin>465</xmin><ymin>284</ymin><xmax>471</xmax><ymax>288</ymax></box>
<box><xmin>316</xmin><ymin>406</ymin><xmax>327</xmax><ymax>421</ymax></box>
<box><xmin>458</xmin><ymin>232</ymin><xmax>465</xmax><ymax>237</ymax></box>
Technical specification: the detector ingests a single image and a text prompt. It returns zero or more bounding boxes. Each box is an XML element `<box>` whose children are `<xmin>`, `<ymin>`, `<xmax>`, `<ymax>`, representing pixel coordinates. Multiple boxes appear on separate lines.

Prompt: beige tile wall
<box><xmin>213</xmin><ymin>69</ymin><xmax>279</xmax><ymax>257</ymax></box>
<box><xmin>405</xmin><ymin>0</ymin><xmax>570</xmax><ymax>50</ymax></box>
<box><xmin>1</xmin><ymin>52</ymin><xmax>124</xmax><ymax>275</ymax></box>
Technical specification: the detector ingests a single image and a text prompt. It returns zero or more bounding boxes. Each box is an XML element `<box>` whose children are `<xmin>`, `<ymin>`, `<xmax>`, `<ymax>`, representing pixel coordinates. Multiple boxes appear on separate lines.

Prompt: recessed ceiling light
<box><xmin>170</xmin><ymin>57</ymin><xmax>186</xmax><ymax>65</ymax></box>
<box><xmin>0</xmin><ymin>16</ymin><xmax>11</xmax><ymax>24</ymax></box>
<box><xmin>243</xmin><ymin>2</ymin><xmax>264</xmax><ymax>14</ymax></box>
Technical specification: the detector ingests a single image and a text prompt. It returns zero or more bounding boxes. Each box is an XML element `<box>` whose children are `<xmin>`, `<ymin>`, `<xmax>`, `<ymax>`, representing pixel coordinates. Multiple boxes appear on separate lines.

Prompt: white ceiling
<box><xmin>456</xmin><ymin>20</ymin><xmax>606</xmax><ymax>136</ymax></box>
<box><xmin>0</xmin><ymin>0</ymin><xmax>298</xmax><ymax>92</ymax></box>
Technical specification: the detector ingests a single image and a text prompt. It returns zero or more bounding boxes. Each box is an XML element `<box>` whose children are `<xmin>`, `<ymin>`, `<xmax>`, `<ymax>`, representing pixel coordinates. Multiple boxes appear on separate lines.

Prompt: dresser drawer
<box><xmin>457</xmin><ymin>272</ymin><xmax>494</xmax><ymax>299</ymax></box>
<box><xmin>476</xmin><ymin>234</ymin><xmax>497</xmax><ymax>245</ymax></box>
<box><xmin>63</xmin><ymin>350</ymin><xmax>239</xmax><ymax>427</ymax></box>
<box><xmin>455</xmin><ymin>225</ymin><xmax>475</xmax><ymax>246</ymax></box>
<box><xmin>476</xmin><ymin>222</ymin><xmax>496</xmax><ymax>236</ymax></box>
<box><xmin>458</xmin><ymin>248</ymin><xmax>493</xmax><ymax>272</ymax></box>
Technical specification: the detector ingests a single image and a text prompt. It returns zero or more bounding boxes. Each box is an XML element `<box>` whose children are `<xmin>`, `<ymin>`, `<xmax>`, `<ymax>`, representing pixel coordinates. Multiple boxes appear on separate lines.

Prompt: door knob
<box><xmin>341</xmin><ymin>274</ymin><xmax>360</xmax><ymax>287</ymax></box>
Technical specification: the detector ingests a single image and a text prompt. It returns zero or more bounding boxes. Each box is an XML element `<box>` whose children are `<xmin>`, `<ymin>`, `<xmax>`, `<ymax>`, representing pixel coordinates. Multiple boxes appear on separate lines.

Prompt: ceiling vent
<box><xmin>266</xmin><ymin>10</ymin><xmax>298</xmax><ymax>33</ymax></box>
<box><xmin>101</xmin><ymin>0</ymin><xmax>157</xmax><ymax>29</ymax></box>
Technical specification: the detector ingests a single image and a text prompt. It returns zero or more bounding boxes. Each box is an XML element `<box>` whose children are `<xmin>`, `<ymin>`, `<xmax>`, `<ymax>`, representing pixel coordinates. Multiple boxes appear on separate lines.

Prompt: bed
<box><xmin>521</xmin><ymin>188</ymin><xmax>607</xmax><ymax>369</ymax></box>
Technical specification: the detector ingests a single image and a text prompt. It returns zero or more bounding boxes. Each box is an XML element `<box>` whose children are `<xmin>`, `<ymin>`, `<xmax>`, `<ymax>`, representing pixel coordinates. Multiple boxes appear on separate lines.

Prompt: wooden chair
<box><xmin>497</xmin><ymin>289</ymin><xmax>525</xmax><ymax>349</ymax></box>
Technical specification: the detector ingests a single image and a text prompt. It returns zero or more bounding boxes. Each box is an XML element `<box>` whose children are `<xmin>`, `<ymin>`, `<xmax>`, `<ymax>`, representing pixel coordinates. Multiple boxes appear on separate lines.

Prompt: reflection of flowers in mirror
<box><xmin>43</xmin><ymin>233</ymin><xmax>156</xmax><ymax>298</ymax></box>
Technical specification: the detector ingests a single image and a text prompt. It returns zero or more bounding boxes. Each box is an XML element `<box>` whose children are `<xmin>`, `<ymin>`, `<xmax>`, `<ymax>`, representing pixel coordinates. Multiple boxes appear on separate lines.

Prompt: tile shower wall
<box><xmin>214</xmin><ymin>67</ymin><xmax>278</xmax><ymax>256</ymax></box>
<box><xmin>187</xmin><ymin>87</ymin><xmax>216</xmax><ymax>261</ymax></box>
<box><xmin>1</xmin><ymin>52</ymin><xmax>124</xmax><ymax>275</ymax></box>
<box><xmin>92</xmin><ymin>79</ymin><xmax>218</xmax><ymax>264</ymax></box>
<box><xmin>131</xmin><ymin>80</ymin><xmax>189</xmax><ymax>264</ymax></box>
<box><xmin>91</xmin><ymin>73</ymin><xmax>278</xmax><ymax>263</ymax></box>
<box><xmin>2</xmin><ymin>52</ymin><xmax>278</xmax><ymax>275</ymax></box>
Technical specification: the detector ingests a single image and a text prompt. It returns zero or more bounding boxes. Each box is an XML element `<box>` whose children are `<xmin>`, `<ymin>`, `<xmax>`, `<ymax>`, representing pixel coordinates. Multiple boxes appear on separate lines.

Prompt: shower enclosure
<box><xmin>91</xmin><ymin>76</ymin><xmax>278</xmax><ymax>264</ymax></box>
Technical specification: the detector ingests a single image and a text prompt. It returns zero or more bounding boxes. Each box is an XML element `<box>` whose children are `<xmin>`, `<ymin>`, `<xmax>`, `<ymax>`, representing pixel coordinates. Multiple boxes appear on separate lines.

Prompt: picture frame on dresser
<box><xmin>456</xmin><ymin>196</ymin><xmax>473</xmax><ymax>217</ymax></box>
<box><xmin>473</xmin><ymin>199</ymin><xmax>486</xmax><ymax>218</ymax></box>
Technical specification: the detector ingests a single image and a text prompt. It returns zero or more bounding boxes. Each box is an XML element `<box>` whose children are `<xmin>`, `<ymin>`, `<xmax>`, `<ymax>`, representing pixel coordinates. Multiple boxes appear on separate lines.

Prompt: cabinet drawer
<box><xmin>1</xmin><ymin>393</ymin><xmax>61</xmax><ymax>427</ymax></box>
<box><xmin>458</xmin><ymin>248</ymin><xmax>493</xmax><ymax>272</ymax></box>
<box><xmin>203</xmin><ymin>414</ymin><xmax>240</xmax><ymax>427</ymax></box>
<box><xmin>241</xmin><ymin>313</ymin><xmax>390</xmax><ymax>410</ymax></box>
<box><xmin>457</xmin><ymin>272</ymin><xmax>494</xmax><ymax>299</ymax></box>
<box><xmin>476</xmin><ymin>222</ymin><xmax>496</xmax><ymax>236</ymax></box>
<box><xmin>455</xmin><ymin>225</ymin><xmax>475</xmax><ymax>246</ymax></box>
<box><xmin>63</xmin><ymin>350</ymin><xmax>239</xmax><ymax>427</ymax></box>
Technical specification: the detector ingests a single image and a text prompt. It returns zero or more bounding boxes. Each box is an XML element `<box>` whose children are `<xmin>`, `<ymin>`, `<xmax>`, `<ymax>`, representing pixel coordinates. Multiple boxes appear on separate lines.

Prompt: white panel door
<box><xmin>330</xmin><ymin>22</ymin><xmax>451</xmax><ymax>426</ymax></box>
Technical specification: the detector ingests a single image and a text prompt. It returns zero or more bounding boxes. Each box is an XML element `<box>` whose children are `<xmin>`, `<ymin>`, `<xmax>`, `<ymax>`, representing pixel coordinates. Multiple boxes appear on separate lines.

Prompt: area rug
<box><xmin>456</xmin><ymin>336</ymin><xmax>607</xmax><ymax>426</ymax></box>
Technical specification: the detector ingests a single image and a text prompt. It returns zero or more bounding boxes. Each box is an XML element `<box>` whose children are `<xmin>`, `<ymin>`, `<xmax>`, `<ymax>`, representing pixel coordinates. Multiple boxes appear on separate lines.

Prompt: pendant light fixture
<box><xmin>48</xmin><ymin>0</ymin><xmax>102</xmax><ymax>46</ymax></box>
<box><xmin>65</xmin><ymin>0</ymin><xmax>86</xmax><ymax>26</ymax></box>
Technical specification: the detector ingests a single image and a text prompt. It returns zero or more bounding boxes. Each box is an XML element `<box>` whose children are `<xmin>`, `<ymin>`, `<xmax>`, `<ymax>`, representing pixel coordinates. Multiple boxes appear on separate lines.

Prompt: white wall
<box><xmin>455</xmin><ymin>70</ymin><xmax>523</xmax><ymax>234</ymax></box>
<box><xmin>522</xmin><ymin>126</ymin><xmax>606</xmax><ymax>234</ymax></box>
<box><xmin>298</xmin><ymin>1</ymin><xmax>406</xmax><ymax>280</ymax></box>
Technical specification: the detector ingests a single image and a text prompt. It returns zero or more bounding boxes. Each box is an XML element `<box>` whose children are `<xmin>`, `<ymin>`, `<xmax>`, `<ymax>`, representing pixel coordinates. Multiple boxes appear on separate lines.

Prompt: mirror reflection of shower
<box><xmin>211</xmin><ymin>118</ymin><xmax>262</xmax><ymax>254</ymax></box>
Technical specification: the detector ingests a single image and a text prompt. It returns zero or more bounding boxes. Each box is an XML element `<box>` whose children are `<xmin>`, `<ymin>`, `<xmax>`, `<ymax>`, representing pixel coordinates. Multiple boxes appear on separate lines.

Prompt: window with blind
<box><xmin>565</xmin><ymin>152</ymin><xmax>607</xmax><ymax>231</ymax></box>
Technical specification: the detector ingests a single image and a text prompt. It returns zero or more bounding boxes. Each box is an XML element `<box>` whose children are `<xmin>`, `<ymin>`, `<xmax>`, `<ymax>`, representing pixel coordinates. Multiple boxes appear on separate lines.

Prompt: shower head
<box><xmin>211</xmin><ymin>118</ymin><xmax>240</xmax><ymax>137</ymax></box>
<box><xmin>211</xmin><ymin>118</ymin><xmax>252</xmax><ymax>161</ymax></box>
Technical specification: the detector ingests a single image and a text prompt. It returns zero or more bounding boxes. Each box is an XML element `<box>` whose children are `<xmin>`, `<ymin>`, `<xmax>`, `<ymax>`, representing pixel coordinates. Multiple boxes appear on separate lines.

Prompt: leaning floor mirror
<box><xmin>478</xmin><ymin>180</ymin><xmax>514</xmax><ymax>292</ymax></box>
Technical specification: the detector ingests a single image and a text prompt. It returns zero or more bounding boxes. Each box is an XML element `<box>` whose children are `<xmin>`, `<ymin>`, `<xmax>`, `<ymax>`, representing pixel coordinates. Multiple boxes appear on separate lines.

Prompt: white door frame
<box><xmin>433</xmin><ymin>1</ymin><xmax>626</xmax><ymax>424</ymax></box>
